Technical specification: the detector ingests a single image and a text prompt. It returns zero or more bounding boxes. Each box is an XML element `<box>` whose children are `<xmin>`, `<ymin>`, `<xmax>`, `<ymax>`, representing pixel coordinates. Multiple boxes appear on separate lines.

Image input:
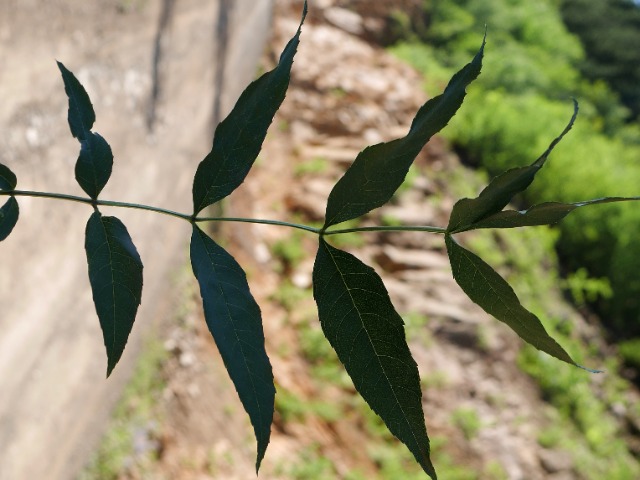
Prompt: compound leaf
<box><xmin>0</xmin><ymin>197</ymin><xmax>19</xmax><ymax>242</ymax></box>
<box><xmin>313</xmin><ymin>239</ymin><xmax>436</xmax><ymax>479</ymax></box>
<box><xmin>192</xmin><ymin>2</ymin><xmax>308</xmax><ymax>215</ymax></box>
<box><xmin>470</xmin><ymin>197</ymin><xmax>640</xmax><ymax>230</ymax></box>
<box><xmin>57</xmin><ymin>61</ymin><xmax>95</xmax><ymax>141</ymax></box>
<box><xmin>447</xmin><ymin>100</ymin><xmax>578</xmax><ymax>233</ymax></box>
<box><xmin>323</xmin><ymin>39</ymin><xmax>484</xmax><ymax>229</ymax></box>
<box><xmin>0</xmin><ymin>163</ymin><xmax>17</xmax><ymax>191</ymax></box>
<box><xmin>190</xmin><ymin>225</ymin><xmax>274</xmax><ymax>472</ymax></box>
<box><xmin>445</xmin><ymin>234</ymin><xmax>596</xmax><ymax>371</ymax></box>
<box><xmin>85</xmin><ymin>212</ymin><xmax>143</xmax><ymax>377</ymax></box>
<box><xmin>75</xmin><ymin>132</ymin><xmax>114</xmax><ymax>199</ymax></box>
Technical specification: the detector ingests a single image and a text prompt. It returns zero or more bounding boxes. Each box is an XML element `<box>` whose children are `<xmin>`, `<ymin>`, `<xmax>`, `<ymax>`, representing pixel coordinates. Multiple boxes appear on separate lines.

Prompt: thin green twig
<box><xmin>323</xmin><ymin>225</ymin><xmax>447</xmax><ymax>235</ymax></box>
<box><xmin>5</xmin><ymin>189</ymin><xmax>192</xmax><ymax>221</ymax></box>
<box><xmin>194</xmin><ymin>215</ymin><xmax>321</xmax><ymax>234</ymax></box>
<box><xmin>1</xmin><ymin>189</ymin><xmax>447</xmax><ymax>235</ymax></box>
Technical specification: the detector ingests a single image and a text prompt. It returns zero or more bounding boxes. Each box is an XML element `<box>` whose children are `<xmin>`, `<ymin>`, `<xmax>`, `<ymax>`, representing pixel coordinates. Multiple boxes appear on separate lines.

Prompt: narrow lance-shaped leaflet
<box><xmin>0</xmin><ymin>198</ymin><xmax>19</xmax><ymax>242</ymax></box>
<box><xmin>85</xmin><ymin>212</ymin><xmax>143</xmax><ymax>377</ymax></box>
<box><xmin>190</xmin><ymin>225</ymin><xmax>275</xmax><ymax>473</ymax></box>
<box><xmin>313</xmin><ymin>239</ymin><xmax>437</xmax><ymax>479</ymax></box>
<box><xmin>447</xmin><ymin>100</ymin><xmax>579</xmax><ymax>233</ymax></box>
<box><xmin>57</xmin><ymin>61</ymin><xmax>95</xmax><ymax>141</ymax></box>
<box><xmin>57</xmin><ymin>62</ymin><xmax>113</xmax><ymax>199</ymax></box>
<box><xmin>323</xmin><ymin>37</ymin><xmax>484</xmax><ymax>229</ymax></box>
<box><xmin>463</xmin><ymin>197</ymin><xmax>640</xmax><ymax>230</ymax></box>
<box><xmin>445</xmin><ymin>234</ymin><xmax>598</xmax><ymax>372</ymax></box>
<box><xmin>192</xmin><ymin>1</ymin><xmax>308</xmax><ymax>215</ymax></box>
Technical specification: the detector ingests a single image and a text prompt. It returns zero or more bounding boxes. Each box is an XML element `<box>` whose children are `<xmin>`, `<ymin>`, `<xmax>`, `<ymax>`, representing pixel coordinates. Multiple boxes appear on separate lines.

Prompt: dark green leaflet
<box><xmin>57</xmin><ymin>61</ymin><xmax>96</xmax><ymax>141</ymax></box>
<box><xmin>0</xmin><ymin>164</ymin><xmax>19</xmax><ymax>242</ymax></box>
<box><xmin>323</xmin><ymin>39</ymin><xmax>484</xmax><ymax>229</ymax></box>
<box><xmin>75</xmin><ymin>132</ymin><xmax>114</xmax><ymax>199</ymax></box>
<box><xmin>445</xmin><ymin>234</ymin><xmax>598</xmax><ymax>372</ymax></box>
<box><xmin>0</xmin><ymin>163</ymin><xmax>17</xmax><ymax>191</ymax></box>
<box><xmin>191</xmin><ymin>2</ymin><xmax>308</xmax><ymax>215</ymax></box>
<box><xmin>85</xmin><ymin>212</ymin><xmax>143</xmax><ymax>377</ymax></box>
<box><xmin>58</xmin><ymin>62</ymin><xmax>113</xmax><ymax>199</ymax></box>
<box><xmin>190</xmin><ymin>225</ymin><xmax>275</xmax><ymax>472</ymax></box>
<box><xmin>447</xmin><ymin>100</ymin><xmax>578</xmax><ymax>233</ymax></box>
<box><xmin>469</xmin><ymin>197</ymin><xmax>640</xmax><ymax>230</ymax></box>
<box><xmin>313</xmin><ymin>239</ymin><xmax>437</xmax><ymax>479</ymax></box>
<box><xmin>0</xmin><ymin>197</ymin><xmax>19</xmax><ymax>242</ymax></box>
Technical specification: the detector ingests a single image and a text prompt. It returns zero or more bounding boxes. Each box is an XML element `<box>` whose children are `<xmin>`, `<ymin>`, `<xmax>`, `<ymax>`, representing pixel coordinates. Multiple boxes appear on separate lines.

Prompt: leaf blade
<box><xmin>57</xmin><ymin>61</ymin><xmax>96</xmax><ymax>141</ymax></box>
<box><xmin>447</xmin><ymin>100</ymin><xmax>578</xmax><ymax>233</ymax></box>
<box><xmin>323</xmin><ymin>39</ymin><xmax>484</xmax><ymax>229</ymax></box>
<box><xmin>312</xmin><ymin>239</ymin><xmax>436</xmax><ymax>478</ymax></box>
<box><xmin>468</xmin><ymin>196</ymin><xmax>640</xmax><ymax>230</ymax></box>
<box><xmin>0</xmin><ymin>163</ymin><xmax>17</xmax><ymax>191</ymax></box>
<box><xmin>469</xmin><ymin>202</ymin><xmax>577</xmax><ymax>229</ymax></box>
<box><xmin>190</xmin><ymin>225</ymin><xmax>275</xmax><ymax>472</ymax></box>
<box><xmin>445</xmin><ymin>234</ymin><xmax>595</xmax><ymax>371</ymax></box>
<box><xmin>85</xmin><ymin>212</ymin><xmax>143</xmax><ymax>377</ymax></box>
<box><xmin>192</xmin><ymin>2</ymin><xmax>308</xmax><ymax>214</ymax></box>
<box><xmin>75</xmin><ymin>132</ymin><xmax>114</xmax><ymax>199</ymax></box>
<box><xmin>0</xmin><ymin>197</ymin><xmax>19</xmax><ymax>242</ymax></box>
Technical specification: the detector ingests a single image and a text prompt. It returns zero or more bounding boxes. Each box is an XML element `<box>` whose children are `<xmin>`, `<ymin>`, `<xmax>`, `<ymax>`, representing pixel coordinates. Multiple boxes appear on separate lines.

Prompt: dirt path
<box><xmin>0</xmin><ymin>1</ymin><xmax>273</xmax><ymax>479</ymax></box>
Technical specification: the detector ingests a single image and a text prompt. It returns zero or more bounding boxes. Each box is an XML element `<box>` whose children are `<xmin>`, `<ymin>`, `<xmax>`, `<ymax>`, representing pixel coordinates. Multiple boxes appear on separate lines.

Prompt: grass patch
<box><xmin>618</xmin><ymin>338</ymin><xmax>640</xmax><ymax>370</ymax></box>
<box><xmin>451</xmin><ymin>407</ymin><xmax>482</xmax><ymax>440</ymax></box>
<box><xmin>270</xmin><ymin>230</ymin><xmax>307</xmax><ymax>272</ymax></box>
<box><xmin>294</xmin><ymin>156</ymin><xmax>329</xmax><ymax>177</ymax></box>
<box><xmin>284</xmin><ymin>443</ymin><xmax>337</xmax><ymax>480</ymax></box>
<box><xmin>78</xmin><ymin>332</ymin><xmax>167</xmax><ymax>480</ymax></box>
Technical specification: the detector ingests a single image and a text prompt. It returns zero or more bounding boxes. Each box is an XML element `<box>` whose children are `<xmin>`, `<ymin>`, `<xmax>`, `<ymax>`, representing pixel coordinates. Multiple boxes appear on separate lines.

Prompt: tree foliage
<box><xmin>392</xmin><ymin>0</ymin><xmax>640</xmax><ymax>339</ymax></box>
<box><xmin>561</xmin><ymin>0</ymin><xmax>640</xmax><ymax>121</ymax></box>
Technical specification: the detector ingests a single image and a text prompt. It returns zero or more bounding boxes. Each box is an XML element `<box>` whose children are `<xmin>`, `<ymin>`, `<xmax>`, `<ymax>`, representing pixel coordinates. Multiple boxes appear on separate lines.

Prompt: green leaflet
<box><xmin>469</xmin><ymin>197</ymin><xmax>640</xmax><ymax>230</ymax></box>
<box><xmin>0</xmin><ymin>163</ymin><xmax>17</xmax><ymax>191</ymax></box>
<box><xmin>75</xmin><ymin>132</ymin><xmax>114</xmax><ymax>199</ymax></box>
<box><xmin>0</xmin><ymin>165</ymin><xmax>19</xmax><ymax>241</ymax></box>
<box><xmin>468</xmin><ymin>202</ymin><xmax>576</xmax><ymax>229</ymax></box>
<box><xmin>58</xmin><ymin>62</ymin><xmax>113</xmax><ymax>199</ymax></box>
<box><xmin>85</xmin><ymin>212</ymin><xmax>143</xmax><ymax>377</ymax></box>
<box><xmin>445</xmin><ymin>234</ymin><xmax>598</xmax><ymax>372</ymax></box>
<box><xmin>57</xmin><ymin>61</ymin><xmax>96</xmax><ymax>141</ymax></box>
<box><xmin>192</xmin><ymin>2</ymin><xmax>308</xmax><ymax>215</ymax></box>
<box><xmin>447</xmin><ymin>100</ymin><xmax>578</xmax><ymax>233</ymax></box>
<box><xmin>322</xmin><ymin>38</ymin><xmax>484</xmax><ymax>229</ymax></box>
<box><xmin>190</xmin><ymin>225</ymin><xmax>275</xmax><ymax>473</ymax></box>
<box><xmin>312</xmin><ymin>239</ymin><xmax>436</xmax><ymax>479</ymax></box>
<box><xmin>0</xmin><ymin>197</ymin><xmax>19</xmax><ymax>242</ymax></box>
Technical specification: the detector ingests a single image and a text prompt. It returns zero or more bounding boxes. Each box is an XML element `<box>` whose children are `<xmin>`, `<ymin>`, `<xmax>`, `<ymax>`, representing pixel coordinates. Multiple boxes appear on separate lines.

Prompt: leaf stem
<box><xmin>194</xmin><ymin>216</ymin><xmax>321</xmax><ymax>234</ymax></box>
<box><xmin>2</xmin><ymin>189</ymin><xmax>447</xmax><ymax>235</ymax></box>
<box><xmin>6</xmin><ymin>189</ymin><xmax>192</xmax><ymax>221</ymax></box>
<box><xmin>324</xmin><ymin>225</ymin><xmax>447</xmax><ymax>235</ymax></box>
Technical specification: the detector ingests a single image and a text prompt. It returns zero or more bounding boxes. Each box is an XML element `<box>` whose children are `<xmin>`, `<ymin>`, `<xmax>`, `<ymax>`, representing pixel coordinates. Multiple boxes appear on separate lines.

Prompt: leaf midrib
<box><xmin>96</xmin><ymin>216</ymin><xmax>118</xmax><ymax>357</ymax></box>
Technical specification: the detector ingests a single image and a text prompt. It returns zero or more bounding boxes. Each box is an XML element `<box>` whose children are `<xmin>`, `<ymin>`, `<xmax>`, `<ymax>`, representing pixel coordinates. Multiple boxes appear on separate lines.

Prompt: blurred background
<box><xmin>1</xmin><ymin>0</ymin><xmax>639</xmax><ymax>479</ymax></box>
